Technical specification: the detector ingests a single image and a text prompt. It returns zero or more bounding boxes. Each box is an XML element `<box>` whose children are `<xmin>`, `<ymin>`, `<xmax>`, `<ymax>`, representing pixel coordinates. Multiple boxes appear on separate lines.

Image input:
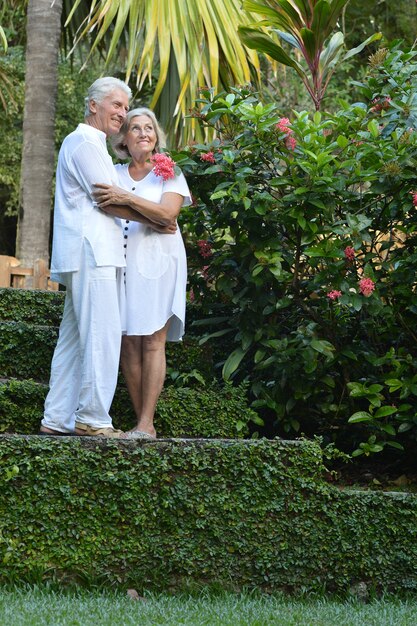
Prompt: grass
<box><xmin>0</xmin><ymin>587</ymin><xmax>416</xmax><ymax>626</ymax></box>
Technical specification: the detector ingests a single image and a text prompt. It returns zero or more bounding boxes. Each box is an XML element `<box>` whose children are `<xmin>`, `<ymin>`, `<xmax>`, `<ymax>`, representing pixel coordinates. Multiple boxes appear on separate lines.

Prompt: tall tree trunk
<box><xmin>16</xmin><ymin>0</ymin><xmax>62</xmax><ymax>272</ymax></box>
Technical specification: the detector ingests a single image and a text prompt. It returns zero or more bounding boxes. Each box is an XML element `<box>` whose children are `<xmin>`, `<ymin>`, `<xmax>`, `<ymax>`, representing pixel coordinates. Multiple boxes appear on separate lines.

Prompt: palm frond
<box><xmin>65</xmin><ymin>0</ymin><xmax>263</xmax><ymax>144</ymax></box>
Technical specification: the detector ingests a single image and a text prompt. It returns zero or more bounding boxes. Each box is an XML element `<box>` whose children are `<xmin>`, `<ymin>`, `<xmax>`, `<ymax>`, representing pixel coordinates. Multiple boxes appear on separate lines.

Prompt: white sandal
<box><xmin>126</xmin><ymin>430</ymin><xmax>156</xmax><ymax>440</ymax></box>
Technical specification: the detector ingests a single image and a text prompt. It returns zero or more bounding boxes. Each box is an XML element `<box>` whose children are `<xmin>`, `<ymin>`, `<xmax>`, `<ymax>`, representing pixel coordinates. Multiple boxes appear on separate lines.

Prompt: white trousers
<box><xmin>42</xmin><ymin>242</ymin><xmax>123</xmax><ymax>432</ymax></box>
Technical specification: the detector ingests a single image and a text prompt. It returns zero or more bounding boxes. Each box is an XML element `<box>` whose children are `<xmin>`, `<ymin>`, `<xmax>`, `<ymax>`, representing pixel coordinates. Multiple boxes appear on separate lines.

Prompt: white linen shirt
<box><xmin>50</xmin><ymin>123</ymin><xmax>126</xmax><ymax>278</ymax></box>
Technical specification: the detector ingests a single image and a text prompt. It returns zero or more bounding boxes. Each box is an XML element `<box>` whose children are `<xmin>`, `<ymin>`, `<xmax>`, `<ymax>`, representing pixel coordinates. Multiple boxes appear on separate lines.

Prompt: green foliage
<box><xmin>0</xmin><ymin>287</ymin><xmax>64</xmax><ymax>325</ymax></box>
<box><xmin>0</xmin><ymin>26</ymin><xmax>7</xmax><ymax>52</ymax></box>
<box><xmin>0</xmin><ymin>289</ymin><xmax>221</xmax><ymax>384</ymax></box>
<box><xmin>346</xmin><ymin>0</ymin><xmax>417</xmax><ymax>50</ymax></box>
<box><xmin>174</xmin><ymin>43</ymin><xmax>417</xmax><ymax>455</ymax></box>
<box><xmin>0</xmin><ymin>436</ymin><xmax>416</xmax><ymax>592</ymax></box>
<box><xmin>0</xmin><ymin>322</ymin><xmax>58</xmax><ymax>381</ymax></box>
<box><xmin>346</xmin><ymin>348</ymin><xmax>417</xmax><ymax>457</ymax></box>
<box><xmin>239</xmin><ymin>0</ymin><xmax>381</xmax><ymax>110</ymax></box>
<box><xmin>0</xmin><ymin>379</ymin><xmax>46</xmax><ymax>434</ymax></box>
<box><xmin>64</xmin><ymin>0</ymin><xmax>263</xmax><ymax>145</ymax></box>
<box><xmin>153</xmin><ymin>383</ymin><xmax>258</xmax><ymax>438</ymax></box>
<box><xmin>0</xmin><ymin>46</ymin><xmax>24</xmax><ymax>214</ymax></box>
<box><xmin>0</xmin><ymin>320</ymin><xmax>218</xmax><ymax>385</ymax></box>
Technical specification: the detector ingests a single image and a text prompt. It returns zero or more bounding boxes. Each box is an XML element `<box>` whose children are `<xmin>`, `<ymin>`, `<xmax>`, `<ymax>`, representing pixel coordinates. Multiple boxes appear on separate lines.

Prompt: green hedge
<box><xmin>0</xmin><ymin>288</ymin><xmax>224</xmax><ymax>341</ymax></box>
<box><xmin>0</xmin><ymin>288</ymin><xmax>213</xmax><ymax>328</ymax></box>
<box><xmin>0</xmin><ymin>379</ymin><xmax>256</xmax><ymax>438</ymax></box>
<box><xmin>0</xmin><ymin>288</ymin><xmax>64</xmax><ymax>325</ymax></box>
<box><xmin>0</xmin><ymin>436</ymin><xmax>416</xmax><ymax>592</ymax></box>
<box><xmin>0</xmin><ymin>322</ymin><xmax>58</xmax><ymax>381</ymax></box>
<box><xmin>0</xmin><ymin>321</ymin><xmax>216</xmax><ymax>383</ymax></box>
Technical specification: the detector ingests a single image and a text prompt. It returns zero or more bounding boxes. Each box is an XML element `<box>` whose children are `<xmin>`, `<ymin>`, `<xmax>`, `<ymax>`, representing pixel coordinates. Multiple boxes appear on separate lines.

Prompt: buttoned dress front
<box><xmin>116</xmin><ymin>163</ymin><xmax>191</xmax><ymax>341</ymax></box>
<box><xmin>42</xmin><ymin>124</ymin><xmax>126</xmax><ymax>433</ymax></box>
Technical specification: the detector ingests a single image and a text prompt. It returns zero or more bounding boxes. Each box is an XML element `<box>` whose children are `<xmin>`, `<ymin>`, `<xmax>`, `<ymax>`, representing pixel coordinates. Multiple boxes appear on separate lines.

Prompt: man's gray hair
<box><xmin>84</xmin><ymin>77</ymin><xmax>132</xmax><ymax>117</ymax></box>
<box><xmin>111</xmin><ymin>107</ymin><xmax>167</xmax><ymax>160</ymax></box>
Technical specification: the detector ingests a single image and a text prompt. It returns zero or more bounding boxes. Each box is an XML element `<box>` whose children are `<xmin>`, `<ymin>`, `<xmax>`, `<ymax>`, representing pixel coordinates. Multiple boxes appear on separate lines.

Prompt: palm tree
<box><xmin>17</xmin><ymin>0</ymin><xmax>262</xmax><ymax>268</ymax></box>
<box><xmin>15</xmin><ymin>0</ymin><xmax>62</xmax><ymax>269</ymax></box>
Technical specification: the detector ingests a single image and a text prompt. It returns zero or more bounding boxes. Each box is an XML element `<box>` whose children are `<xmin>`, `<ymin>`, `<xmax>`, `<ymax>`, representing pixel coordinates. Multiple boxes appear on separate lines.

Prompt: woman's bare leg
<box><xmin>120</xmin><ymin>335</ymin><xmax>144</xmax><ymax>425</ymax></box>
<box><xmin>121</xmin><ymin>320</ymin><xmax>171</xmax><ymax>437</ymax></box>
<box><xmin>138</xmin><ymin>321</ymin><xmax>171</xmax><ymax>437</ymax></box>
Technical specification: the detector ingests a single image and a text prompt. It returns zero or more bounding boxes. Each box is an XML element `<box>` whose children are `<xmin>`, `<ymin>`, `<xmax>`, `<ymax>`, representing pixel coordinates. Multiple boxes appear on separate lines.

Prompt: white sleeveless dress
<box><xmin>115</xmin><ymin>163</ymin><xmax>191</xmax><ymax>341</ymax></box>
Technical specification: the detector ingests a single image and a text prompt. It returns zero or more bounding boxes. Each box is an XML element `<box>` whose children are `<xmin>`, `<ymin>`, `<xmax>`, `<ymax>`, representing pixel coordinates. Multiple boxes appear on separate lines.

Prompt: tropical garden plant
<box><xmin>173</xmin><ymin>42</ymin><xmax>417</xmax><ymax>457</ymax></box>
<box><xmin>238</xmin><ymin>0</ymin><xmax>381</xmax><ymax>111</ymax></box>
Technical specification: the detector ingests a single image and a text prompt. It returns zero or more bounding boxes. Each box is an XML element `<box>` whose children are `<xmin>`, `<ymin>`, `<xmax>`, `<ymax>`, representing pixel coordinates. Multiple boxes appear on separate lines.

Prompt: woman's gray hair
<box><xmin>84</xmin><ymin>77</ymin><xmax>131</xmax><ymax>117</ymax></box>
<box><xmin>111</xmin><ymin>107</ymin><xmax>167</xmax><ymax>160</ymax></box>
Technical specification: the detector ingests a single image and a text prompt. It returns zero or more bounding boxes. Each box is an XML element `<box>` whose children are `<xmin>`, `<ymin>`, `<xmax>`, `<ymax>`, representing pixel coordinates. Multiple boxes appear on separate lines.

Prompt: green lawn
<box><xmin>0</xmin><ymin>587</ymin><xmax>416</xmax><ymax>626</ymax></box>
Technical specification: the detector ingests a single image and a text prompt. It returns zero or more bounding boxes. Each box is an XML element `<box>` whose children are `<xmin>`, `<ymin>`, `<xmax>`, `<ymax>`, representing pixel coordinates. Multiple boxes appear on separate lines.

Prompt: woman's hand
<box><xmin>92</xmin><ymin>183</ymin><xmax>129</xmax><ymax>207</ymax></box>
<box><xmin>150</xmin><ymin>221</ymin><xmax>178</xmax><ymax>234</ymax></box>
<box><xmin>98</xmin><ymin>203</ymin><xmax>177</xmax><ymax>234</ymax></box>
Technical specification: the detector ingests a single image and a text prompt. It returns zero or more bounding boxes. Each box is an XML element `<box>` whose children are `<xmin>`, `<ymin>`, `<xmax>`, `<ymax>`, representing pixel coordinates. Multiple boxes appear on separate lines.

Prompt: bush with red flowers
<box><xmin>172</xmin><ymin>43</ymin><xmax>417</xmax><ymax>458</ymax></box>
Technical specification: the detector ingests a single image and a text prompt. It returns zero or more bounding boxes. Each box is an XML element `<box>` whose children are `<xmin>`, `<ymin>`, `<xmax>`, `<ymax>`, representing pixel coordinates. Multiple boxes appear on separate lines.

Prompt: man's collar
<box><xmin>77</xmin><ymin>123</ymin><xmax>107</xmax><ymax>142</ymax></box>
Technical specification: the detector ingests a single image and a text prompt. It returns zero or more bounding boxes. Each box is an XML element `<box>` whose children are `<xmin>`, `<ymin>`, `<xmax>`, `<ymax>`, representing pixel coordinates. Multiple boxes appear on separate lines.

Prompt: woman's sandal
<box><xmin>126</xmin><ymin>430</ymin><xmax>156</xmax><ymax>440</ymax></box>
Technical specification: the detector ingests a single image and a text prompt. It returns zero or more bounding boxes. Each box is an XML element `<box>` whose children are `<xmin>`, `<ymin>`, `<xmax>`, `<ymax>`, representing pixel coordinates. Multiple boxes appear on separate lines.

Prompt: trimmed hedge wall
<box><xmin>0</xmin><ymin>379</ymin><xmax>256</xmax><ymax>438</ymax></box>
<box><xmin>0</xmin><ymin>288</ymin><xmax>65</xmax><ymax>325</ymax></box>
<box><xmin>0</xmin><ymin>321</ymin><xmax>216</xmax><ymax>383</ymax></box>
<box><xmin>1</xmin><ymin>436</ymin><xmax>416</xmax><ymax>592</ymax></box>
<box><xmin>0</xmin><ymin>287</ymin><xmax>221</xmax><ymax>385</ymax></box>
<box><xmin>0</xmin><ymin>288</ymin><xmax>216</xmax><ymax>329</ymax></box>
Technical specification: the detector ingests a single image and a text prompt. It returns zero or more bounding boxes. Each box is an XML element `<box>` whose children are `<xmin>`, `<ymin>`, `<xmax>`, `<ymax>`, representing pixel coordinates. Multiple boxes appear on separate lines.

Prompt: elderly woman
<box><xmin>93</xmin><ymin>108</ymin><xmax>191</xmax><ymax>439</ymax></box>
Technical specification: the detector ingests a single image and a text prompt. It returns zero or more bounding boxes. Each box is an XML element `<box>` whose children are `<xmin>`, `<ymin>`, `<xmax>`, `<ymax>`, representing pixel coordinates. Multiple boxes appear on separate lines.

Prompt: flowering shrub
<box><xmin>150</xmin><ymin>152</ymin><xmax>177</xmax><ymax>180</ymax></box>
<box><xmin>327</xmin><ymin>290</ymin><xmax>342</xmax><ymax>301</ymax></box>
<box><xmin>344</xmin><ymin>246</ymin><xmax>355</xmax><ymax>262</ymax></box>
<box><xmin>200</xmin><ymin>151</ymin><xmax>216</xmax><ymax>164</ymax></box>
<box><xmin>197</xmin><ymin>240</ymin><xmax>213</xmax><ymax>259</ymax></box>
<box><xmin>359</xmin><ymin>278</ymin><xmax>376</xmax><ymax>297</ymax></box>
<box><xmin>174</xmin><ymin>43</ymin><xmax>417</xmax><ymax>456</ymax></box>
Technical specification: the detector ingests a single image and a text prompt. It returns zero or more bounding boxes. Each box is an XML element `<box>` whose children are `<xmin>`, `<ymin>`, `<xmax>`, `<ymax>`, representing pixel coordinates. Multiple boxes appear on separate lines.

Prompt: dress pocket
<box><xmin>135</xmin><ymin>230</ymin><xmax>170</xmax><ymax>279</ymax></box>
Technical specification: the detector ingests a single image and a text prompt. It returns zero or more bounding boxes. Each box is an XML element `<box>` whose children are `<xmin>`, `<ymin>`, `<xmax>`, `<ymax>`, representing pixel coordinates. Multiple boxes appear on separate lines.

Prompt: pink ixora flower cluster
<box><xmin>359</xmin><ymin>277</ymin><xmax>375</xmax><ymax>297</ymax></box>
<box><xmin>276</xmin><ymin>117</ymin><xmax>297</xmax><ymax>151</ymax></box>
<box><xmin>200</xmin><ymin>151</ymin><xmax>216</xmax><ymax>164</ymax></box>
<box><xmin>411</xmin><ymin>191</ymin><xmax>417</xmax><ymax>207</ymax></box>
<box><xmin>344</xmin><ymin>246</ymin><xmax>355</xmax><ymax>261</ymax></box>
<box><xmin>327</xmin><ymin>290</ymin><xmax>342</xmax><ymax>301</ymax></box>
<box><xmin>150</xmin><ymin>152</ymin><xmax>176</xmax><ymax>181</ymax></box>
<box><xmin>197</xmin><ymin>239</ymin><xmax>213</xmax><ymax>259</ymax></box>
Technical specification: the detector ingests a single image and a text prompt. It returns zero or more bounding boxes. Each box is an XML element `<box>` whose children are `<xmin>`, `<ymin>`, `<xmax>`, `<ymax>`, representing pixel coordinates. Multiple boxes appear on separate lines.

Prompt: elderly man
<box><xmin>40</xmin><ymin>77</ymin><xmax>131</xmax><ymax>438</ymax></box>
